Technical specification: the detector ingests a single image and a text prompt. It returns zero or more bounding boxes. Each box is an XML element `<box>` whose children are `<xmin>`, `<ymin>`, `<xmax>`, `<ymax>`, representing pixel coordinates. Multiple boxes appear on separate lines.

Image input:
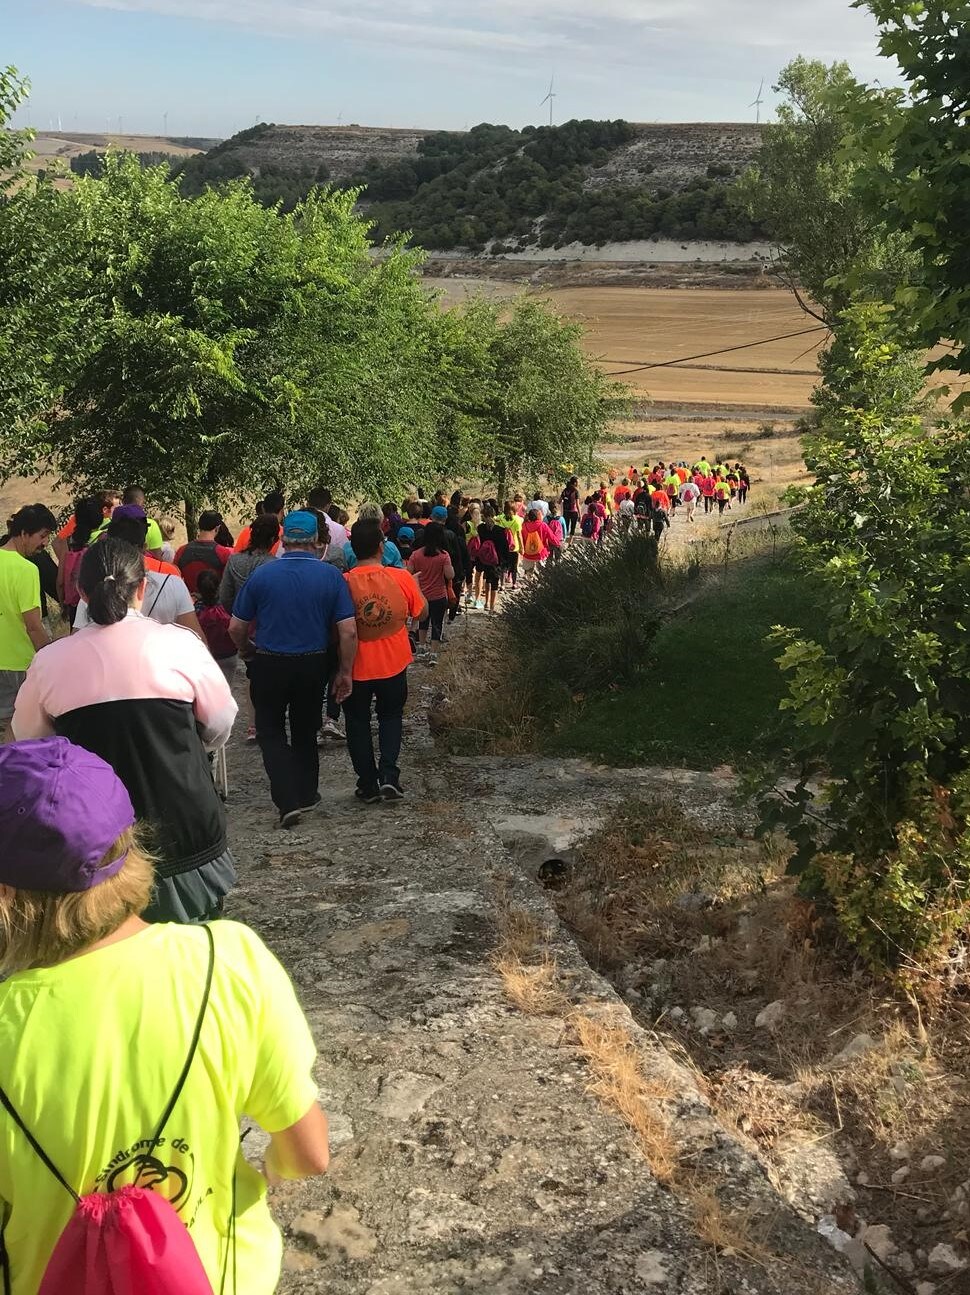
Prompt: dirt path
<box><xmin>222</xmin><ymin>671</ymin><xmax>856</xmax><ymax>1293</ymax></box>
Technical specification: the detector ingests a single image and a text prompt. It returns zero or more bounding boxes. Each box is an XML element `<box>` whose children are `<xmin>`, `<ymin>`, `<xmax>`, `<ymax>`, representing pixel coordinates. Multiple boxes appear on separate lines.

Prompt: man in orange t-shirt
<box><xmin>342</xmin><ymin>519</ymin><xmax>426</xmax><ymax>802</ymax></box>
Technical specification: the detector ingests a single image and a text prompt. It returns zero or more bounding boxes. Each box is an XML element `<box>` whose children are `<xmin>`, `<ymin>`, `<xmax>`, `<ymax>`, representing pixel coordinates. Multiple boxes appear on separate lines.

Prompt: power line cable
<box><xmin>600</xmin><ymin>325</ymin><xmax>829</xmax><ymax>377</ymax></box>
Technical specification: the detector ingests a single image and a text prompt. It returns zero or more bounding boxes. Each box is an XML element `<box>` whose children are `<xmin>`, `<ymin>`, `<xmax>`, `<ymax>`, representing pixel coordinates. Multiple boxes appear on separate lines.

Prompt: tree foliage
<box><xmin>1</xmin><ymin>147</ymin><xmax>615</xmax><ymax>531</ymax></box>
<box><xmin>0</xmin><ymin>66</ymin><xmax>33</xmax><ymax>191</ymax></box>
<box><xmin>452</xmin><ymin>296</ymin><xmax>625</xmax><ymax>501</ymax></box>
<box><xmin>852</xmin><ymin>1</ymin><xmax>970</xmax><ymax>395</ymax></box>
<box><xmin>759</xmin><ymin>307</ymin><xmax>970</xmax><ymax>969</ymax></box>
<box><xmin>739</xmin><ymin>57</ymin><xmax>914</xmax><ymax>322</ymax></box>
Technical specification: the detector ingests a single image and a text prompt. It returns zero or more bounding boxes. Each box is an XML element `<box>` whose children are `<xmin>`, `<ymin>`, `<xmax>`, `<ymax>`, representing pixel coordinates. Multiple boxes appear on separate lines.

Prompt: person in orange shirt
<box><xmin>234</xmin><ymin>490</ymin><xmax>286</xmax><ymax>555</ymax></box>
<box><xmin>52</xmin><ymin>490</ymin><xmax>120</xmax><ymax>561</ymax></box>
<box><xmin>342</xmin><ymin>520</ymin><xmax>426</xmax><ymax>802</ymax></box>
<box><xmin>613</xmin><ymin>478</ymin><xmax>632</xmax><ymax>508</ymax></box>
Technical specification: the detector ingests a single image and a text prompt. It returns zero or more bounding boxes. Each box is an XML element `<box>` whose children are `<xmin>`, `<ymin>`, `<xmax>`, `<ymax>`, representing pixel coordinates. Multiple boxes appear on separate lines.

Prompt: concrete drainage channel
<box><xmin>473</xmin><ymin>769</ymin><xmax>870</xmax><ymax>1294</ymax></box>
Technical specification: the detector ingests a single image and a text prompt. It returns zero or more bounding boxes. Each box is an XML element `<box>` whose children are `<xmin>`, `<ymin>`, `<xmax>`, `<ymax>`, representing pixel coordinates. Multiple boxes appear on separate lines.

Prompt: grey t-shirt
<box><xmin>73</xmin><ymin>570</ymin><xmax>193</xmax><ymax>630</ymax></box>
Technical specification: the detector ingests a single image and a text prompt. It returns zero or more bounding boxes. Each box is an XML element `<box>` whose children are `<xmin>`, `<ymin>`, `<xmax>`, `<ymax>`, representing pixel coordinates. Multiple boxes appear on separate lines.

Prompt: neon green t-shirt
<box><xmin>0</xmin><ymin>921</ymin><xmax>318</xmax><ymax>1295</ymax></box>
<box><xmin>145</xmin><ymin>517</ymin><xmax>164</xmax><ymax>552</ymax></box>
<box><xmin>0</xmin><ymin>548</ymin><xmax>41</xmax><ymax>671</ymax></box>
<box><xmin>496</xmin><ymin>515</ymin><xmax>523</xmax><ymax>552</ymax></box>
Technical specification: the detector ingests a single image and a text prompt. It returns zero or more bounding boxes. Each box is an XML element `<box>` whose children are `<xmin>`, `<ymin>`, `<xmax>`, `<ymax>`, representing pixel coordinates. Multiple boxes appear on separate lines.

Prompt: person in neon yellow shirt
<box><xmin>0</xmin><ymin>505</ymin><xmax>56</xmax><ymax>734</ymax></box>
<box><xmin>0</xmin><ymin>737</ymin><xmax>331</xmax><ymax>1295</ymax></box>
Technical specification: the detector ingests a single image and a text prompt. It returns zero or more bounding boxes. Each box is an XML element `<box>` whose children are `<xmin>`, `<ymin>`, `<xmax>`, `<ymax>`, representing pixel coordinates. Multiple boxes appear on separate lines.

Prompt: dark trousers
<box><xmin>249</xmin><ymin>653</ymin><xmax>327</xmax><ymax>813</ymax></box>
<box><xmin>422</xmin><ymin>597</ymin><xmax>448</xmax><ymax>642</ymax></box>
<box><xmin>343</xmin><ymin>669</ymin><xmax>408</xmax><ymax>790</ymax></box>
<box><xmin>565</xmin><ymin>512</ymin><xmax>580</xmax><ymax>537</ymax></box>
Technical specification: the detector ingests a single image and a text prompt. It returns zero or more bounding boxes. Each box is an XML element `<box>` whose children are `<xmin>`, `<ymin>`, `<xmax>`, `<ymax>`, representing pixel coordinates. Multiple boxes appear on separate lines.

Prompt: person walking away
<box><xmin>580</xmin><ymin>503</ymin><xmax>602</xmax><ymax>543</ymax></box>
<box><xmin>520</xmin><ymin>509</ymin><xmax>556</xmax><ymax>581</ymax></box>
<box><xmin>423</xmin><ymin>505</ymin><xmax>463</xmax><ymax>623</ymax></box>
<box><xmin>446</xmin><ymin>506</ymin><xmax>473</xmax><ymax>608</ymax></box>
<box><xmin>408</xmin><ymin>522</ymin><xmax>453</xmax><ymax>663</ymax></box>
<box><xmin>56</xmin><ymin>497</ymin><xmax>105</xmax><ymax>627</ymax></box>
<box><xmin>175</xmin><ymin>510</ymin><xmax>234</xmax><ymax>597</ymax></box>
<box><xmin>679</xmin><ymin>478</ymin><xmax>700</xmax><ymax>524</ymax></box>
<box><xmin>195</xmin><ymin>570</ymin><xmax>239</xmax><ymax>687</ymax></box>
<box><xmin>342</xmin><ymin>521</ymin><xmax>426</xmax><ymax>803</ymax></box>
<box><xmin>0</xmin><ymin>736</ymin><xmax>330</xmax><ymax>1295</ymax></box>
<box><xmin>13</xmin><ymin>539</ymin><xmax>238</xmax><ymax>921</ymax></box>
<box><xmin>527</xmin><ymin>493</ymin><xmax>550</xmax><ymax>519</ymax></box>
<box><xmin>342</xmin><ymin>503</ymin><xmax>404</xmax><ymax>570</ymax></box>
<box><xmin>229</xmin><ymin>512</ymin><xmax>356</xmax><ymax>828</ymax></box>
<box><xmin>496</xmin><ymin>503</ymin><xmax>522</xmax><ymax>594</ymax></box>
<box><xmin>650</xmin><ymin>500</ymin><xmax>671</xmax><ymax>542</ymax></box>
<box><xmin>0</xmin><ymin>506</ymin><xmax>56</xmax><ymax>738</ymax></box>
<box><xmin>120</xmin><ymin>486</ymin><xmax>164</xmax><ymax>557</ymax></box>
<box><xmin>545</xmin><ymin>502</ymin><xmax>566</xmax><ymax>563</ymax></box>
<box><xmin>561</xmin><ymin>477</ymin><xmax>581</xmax><ymax>540</ymax></box>
<box><xmin>159</xmin><ymin>517</ymin><xmax>178</xmax><ymax>563</ymax></box>
<box><xmin>699</xmin><ymin>474</ymin><xmax>716</xmax><ymax>515</ymax></box>
<box><xmin>72</xmin><ymin>513</ymin><xmax>202</xmax><ymax>638</ymax></box>
<box><xmin>716</xmin><ymin>477</ymin><xmax>732</xmax><ymax>516</ymax></box>
<box><xmin>234</xmin><ymin>491</ymin><xmax>285</xmax><ymax>556</ymax></box>
<box><xmin>613</xmin><ymin>478</ymin><xmax>632</xmax><ymax>510</ymax></box>
<box><xmin>468</xmin><ymin>509</ymin><xmax>505</xmax><ymax>613</ymax></box>
<box><xmin>52</xmin><ymin>489</ymin><xmax>119</xmax><ymax>563</ymax></box>
<box><xmin>738</xmin><ymin>469</ymin><xmax>750</xmax><ymax>505</ymax></box>
<box><xmin>218</xmin><ymin>515</ymin><xmax>280</xmax><ymax>742</ymax></box>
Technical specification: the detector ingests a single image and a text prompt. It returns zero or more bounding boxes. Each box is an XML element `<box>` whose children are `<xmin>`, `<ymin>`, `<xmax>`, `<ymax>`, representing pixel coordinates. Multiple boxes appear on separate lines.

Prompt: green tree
<box><xmin>4</xmin><ymin>155</ymin><xmax>462</xmax><ymax>528</ymax></box>
<box><xmin>759</xmin><ymin>306</ymin><xmax>970</xmax><ymax>969</ymax></box>
<box><xmin>854</xmin><ymin>1</ymin><xmax>970</xmax><ymax>397</ymax></box>
<box><xmin>0</xmin><ymin>66</ymin><xmax>33</xmax><ymax>190</ymax></box>
<box><xmin>739</xmin><ymin>56</ymin><xmax>913</xmax><ymax>323</ymax></box>
<box><xmin>457</xmin><ymin>296</ymin><xmax>623</xmax><ymax>503</ymax></box>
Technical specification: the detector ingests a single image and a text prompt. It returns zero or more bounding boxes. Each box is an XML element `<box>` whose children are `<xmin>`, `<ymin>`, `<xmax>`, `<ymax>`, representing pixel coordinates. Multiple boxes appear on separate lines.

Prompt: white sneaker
<box><xmin>475</xmin><ymin>599</ymin><xmax>485</xmax><ymax>610</ymax></box>
<box><xmin>319</xmin><ymin>718</ymin><xmax>344</xmax><ymax>741</ymax></box>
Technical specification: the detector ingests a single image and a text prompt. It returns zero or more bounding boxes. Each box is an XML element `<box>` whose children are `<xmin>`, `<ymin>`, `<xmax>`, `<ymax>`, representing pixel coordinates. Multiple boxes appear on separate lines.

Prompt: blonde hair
<box><xmin>159</xmin><ymin>518</ymin><xmax>178</xmax><ymax>541</ymax></box>
<box><xmin>0</xmin><ymin>829</ymin><xmax>154</xmax><ymax>975</ymax></box>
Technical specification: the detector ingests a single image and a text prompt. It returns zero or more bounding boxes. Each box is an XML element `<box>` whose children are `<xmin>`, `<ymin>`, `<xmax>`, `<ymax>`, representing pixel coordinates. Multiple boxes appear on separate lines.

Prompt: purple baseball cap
<box><xmin>0</xmin><ymin>738</ymin><xmax>136</xmax><ymax>893</ymax></box>
<box><xmin>112</xmin><ymin>504</ymin><xmax>147</xmax><ymax>522</ymax></box>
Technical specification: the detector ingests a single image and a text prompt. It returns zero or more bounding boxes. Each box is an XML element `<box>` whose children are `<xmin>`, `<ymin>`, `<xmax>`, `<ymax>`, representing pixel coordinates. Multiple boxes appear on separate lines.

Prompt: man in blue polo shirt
<box><xmin>230</xmin><ymin>510</ymin><xmax>358</xmax><ymax>828</ymax></box>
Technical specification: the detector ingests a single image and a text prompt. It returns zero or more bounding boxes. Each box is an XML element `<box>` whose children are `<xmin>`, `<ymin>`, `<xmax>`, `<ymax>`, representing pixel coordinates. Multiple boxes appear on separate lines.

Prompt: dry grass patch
<box><xmin>432</xmin><ymin>624</ymin><xmax>538</xmax><ymax>755</ymax></box>
<box><xmin>567</xmin><ymin>1010</ymin><xmax>679</xmax><ymax>1184</ymax></box>
<box><xmin>683</xmin><ymin>1182</ymin><xmax>774</xmax><ymax>1268</ymax></box>
<box><xmin>493</xmin><ymin>953</ymin><xmax>569</xmax><ymax>1016</ymax></box>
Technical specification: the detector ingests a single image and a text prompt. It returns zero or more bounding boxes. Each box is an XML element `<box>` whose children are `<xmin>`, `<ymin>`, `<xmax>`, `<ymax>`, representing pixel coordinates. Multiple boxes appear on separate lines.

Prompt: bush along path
<box><xmin>224</xmin><ymin>681</ymin><xmax>860</xmax><ymax>1294</ymax></box>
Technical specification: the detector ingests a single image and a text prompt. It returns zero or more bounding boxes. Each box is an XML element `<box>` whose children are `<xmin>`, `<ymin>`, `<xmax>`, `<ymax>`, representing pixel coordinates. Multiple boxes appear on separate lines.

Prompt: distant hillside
<box><xmin>174</xmin><ymin>120</ymin><xmax>766</xmax><ymax>251</ymax></box>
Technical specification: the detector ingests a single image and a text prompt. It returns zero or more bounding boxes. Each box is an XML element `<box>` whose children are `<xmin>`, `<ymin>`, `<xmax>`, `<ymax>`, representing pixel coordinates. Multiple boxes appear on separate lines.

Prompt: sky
<box><xmin>3</xmin><ymin>0</ymin><xmax>894</xmax><ymax>139</ymax></box>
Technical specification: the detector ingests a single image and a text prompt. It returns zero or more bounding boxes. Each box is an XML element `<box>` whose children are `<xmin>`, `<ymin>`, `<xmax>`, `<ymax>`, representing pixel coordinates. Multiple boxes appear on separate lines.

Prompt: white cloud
<box><xmin>77</xmin><ymin>0</ymin><xmax>886</xmax><ymax>72</ymax></box>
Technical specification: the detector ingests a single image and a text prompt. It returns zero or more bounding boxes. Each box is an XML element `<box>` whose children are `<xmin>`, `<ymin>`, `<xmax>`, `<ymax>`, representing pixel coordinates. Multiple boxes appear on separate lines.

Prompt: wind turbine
<box><xmin>750</xmin><ymin>79</ymin><xmax>765</xmax><ymax>125</ymax></box>
<box><xmin>540</xmin><ymin>74</ymin><xmax>557</xmax><ymax>127</ymax></box>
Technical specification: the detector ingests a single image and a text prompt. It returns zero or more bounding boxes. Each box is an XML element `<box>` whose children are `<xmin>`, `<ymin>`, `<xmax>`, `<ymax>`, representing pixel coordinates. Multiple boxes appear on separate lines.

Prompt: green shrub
<box><xmin>503</xmin><ymin>529</ymin><xmax>664</xmax><ymax>696</ymax></box>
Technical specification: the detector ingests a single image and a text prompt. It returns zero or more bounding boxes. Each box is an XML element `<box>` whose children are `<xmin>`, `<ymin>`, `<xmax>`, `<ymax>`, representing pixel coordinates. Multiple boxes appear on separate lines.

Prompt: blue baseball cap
<box><xmin>430</xmin><ymin>505</ymin><xmax>448</xmax><ymax>521</ymax></box>
<box><xmin>397</xmin><ymin>526</ymin><xmax>415</xmax><ymax>541</ymax></box>
<box><xmin>282</xmin><ymin>510</ymin><xmax>318</xmax><ymax>542</ymax></box>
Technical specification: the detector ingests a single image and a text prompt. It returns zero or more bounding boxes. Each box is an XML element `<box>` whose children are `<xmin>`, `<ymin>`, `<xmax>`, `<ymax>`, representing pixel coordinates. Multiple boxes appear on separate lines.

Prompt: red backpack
<box><xmin>59</xmin><ymin>548</ymin><xmax>86</xmax><ymax>609</ymax></box>
<box><xmin>0</xmin><ymin>927</ymin><xmax>231</xmax><ymax>1295</ymax></box>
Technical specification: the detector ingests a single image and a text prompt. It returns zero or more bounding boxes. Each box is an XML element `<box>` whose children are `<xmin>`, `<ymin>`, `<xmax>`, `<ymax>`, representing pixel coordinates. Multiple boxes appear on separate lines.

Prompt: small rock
<box><xmin>693</xmin><ymin>935</ymin><xmax>713</xmax><ymax>954</ymax></box>
<box><xmin>721</xmin><ymin>1012</ymin><xmax>738</xmax><ymax>1031</ymax></box>
<box><xmin>860</xmin><ymin>1224</ymin><xmax>896</xmax><ymax>1263</ymax></box>
<box><xmin>375</xmin><ymin>1072</ymin><xmax>442</xmax><ymax>1121</ymax></box>
<box><xmin>816</xmin><ymin>1214</ymin><xmax>866</xmax><ymax>1271</ymax></box>
<box><xmin>827</xmin><ymin>1034</ymin><xmax>877</xmax><ymax>1070</ymax></box>
<box><xmin>891</xmin><ymin>1166</ymin><xmax>911</xmax><ymax>1185</ymax></box>
<box><xmin>676</xmin><ymin>892</ymin><xmax>714</xmax><ymax>911</ymax></box>
<box><xmin>669</xmin><ymin>1007</ymin><xmax>685</xmax><ymax>1021</ymax></box>
<box><xmin>292</xmin><ymin>1204</ymin><xmax>378</xmax><ymax>1261</ymax></box>
<box><xmin>634</xmin><ymin>1251</ymin><xmax>669</xmax><ymax>1285</ymax></box>
<box><xmin>856</xmin><ymin>1171</ymin><xmax>870</xmax><ymax>1186</ymax></box>
<box><xmin>624</xmin><ymin>988</ymin><xmax>643</xmax><ymax>1004</ymax></box>
<box><xmin>920</xmin><ymin>1155</ymin><xmax>947</xmax><ymax>1175</ymax></box>
<box><xmin>690</xmin><ymin>1006</ymin><xmax>718</xmax><ymax>1033</ymax></box>
<box><xmin>889</xmin><ymin>1140</ymin><xmax>912</xmax><ymax>1162</ymax></box>
<box><xmin>927</xmin><ymin>1243</ymin><xmax>967</xmax><ymax>1276</ymax></box>
<box><xmin>916</xmin><ymin>1284</ymin><xmax>936</xmax><ymax>1295</ymax></box>
<box><xmin>282</xmin><ymin>1250</ymin><xmax>323</xmax><ymax>1272</ymax></box>
<box><xmin>895</xmin><ymin>1253</ymin><xmax>915</xmax><ymax>1275</ymax></box>
<box><xmin>755</xmin><ymin>1000</ymin><xmax>786</xmax><ymax>1030</ymax></box>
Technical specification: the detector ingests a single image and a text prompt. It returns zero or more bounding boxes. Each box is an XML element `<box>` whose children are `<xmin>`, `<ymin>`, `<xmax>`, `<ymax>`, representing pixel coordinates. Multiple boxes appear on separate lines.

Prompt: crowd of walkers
<box><xmin>0</xmin><ymin>453</ymin><xmax>749</xmax><ymax>1292</ymax></box>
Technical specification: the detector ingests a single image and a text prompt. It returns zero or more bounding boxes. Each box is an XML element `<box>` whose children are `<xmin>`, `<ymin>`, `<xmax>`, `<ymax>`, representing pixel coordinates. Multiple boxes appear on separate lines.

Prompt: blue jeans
<box><xmin>343</xmin><ymin>668</ymin><xmax>408</xmax><ymax>790</ymax></box>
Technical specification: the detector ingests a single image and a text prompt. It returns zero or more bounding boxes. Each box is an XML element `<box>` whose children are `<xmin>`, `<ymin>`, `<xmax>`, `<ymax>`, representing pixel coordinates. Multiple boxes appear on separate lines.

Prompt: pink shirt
<box><xmin>521</xmin><ymin>520</ymin><xmax>556</xmax><ymax>562</ymax></box>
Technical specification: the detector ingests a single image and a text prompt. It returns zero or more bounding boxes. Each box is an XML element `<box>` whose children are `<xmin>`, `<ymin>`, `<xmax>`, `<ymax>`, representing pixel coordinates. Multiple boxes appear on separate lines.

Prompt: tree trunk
<box><xmin>184</xmin><ymin>498</ymin><xmax>199</xmax><ymax>541</ymax></box>
<box><xmin>496</xmin><ymin>459</ymin><xmax>508</xmax><ymax>509</ymax></box>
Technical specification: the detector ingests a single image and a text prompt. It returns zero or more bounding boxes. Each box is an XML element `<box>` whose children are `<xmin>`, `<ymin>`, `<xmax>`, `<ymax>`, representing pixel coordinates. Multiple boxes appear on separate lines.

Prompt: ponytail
<box><xmin>78</xmin><ymin>539</ymin><xmax>144</xmax><ymax>626</ymax></box>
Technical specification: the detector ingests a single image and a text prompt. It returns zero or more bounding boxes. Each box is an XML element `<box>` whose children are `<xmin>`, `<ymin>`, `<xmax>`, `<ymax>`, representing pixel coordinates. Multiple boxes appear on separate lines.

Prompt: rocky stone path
<box><xmin>224</xmin><ymin>681</ymin><xmax>858</xmax><ymax>1294</ymax></box>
